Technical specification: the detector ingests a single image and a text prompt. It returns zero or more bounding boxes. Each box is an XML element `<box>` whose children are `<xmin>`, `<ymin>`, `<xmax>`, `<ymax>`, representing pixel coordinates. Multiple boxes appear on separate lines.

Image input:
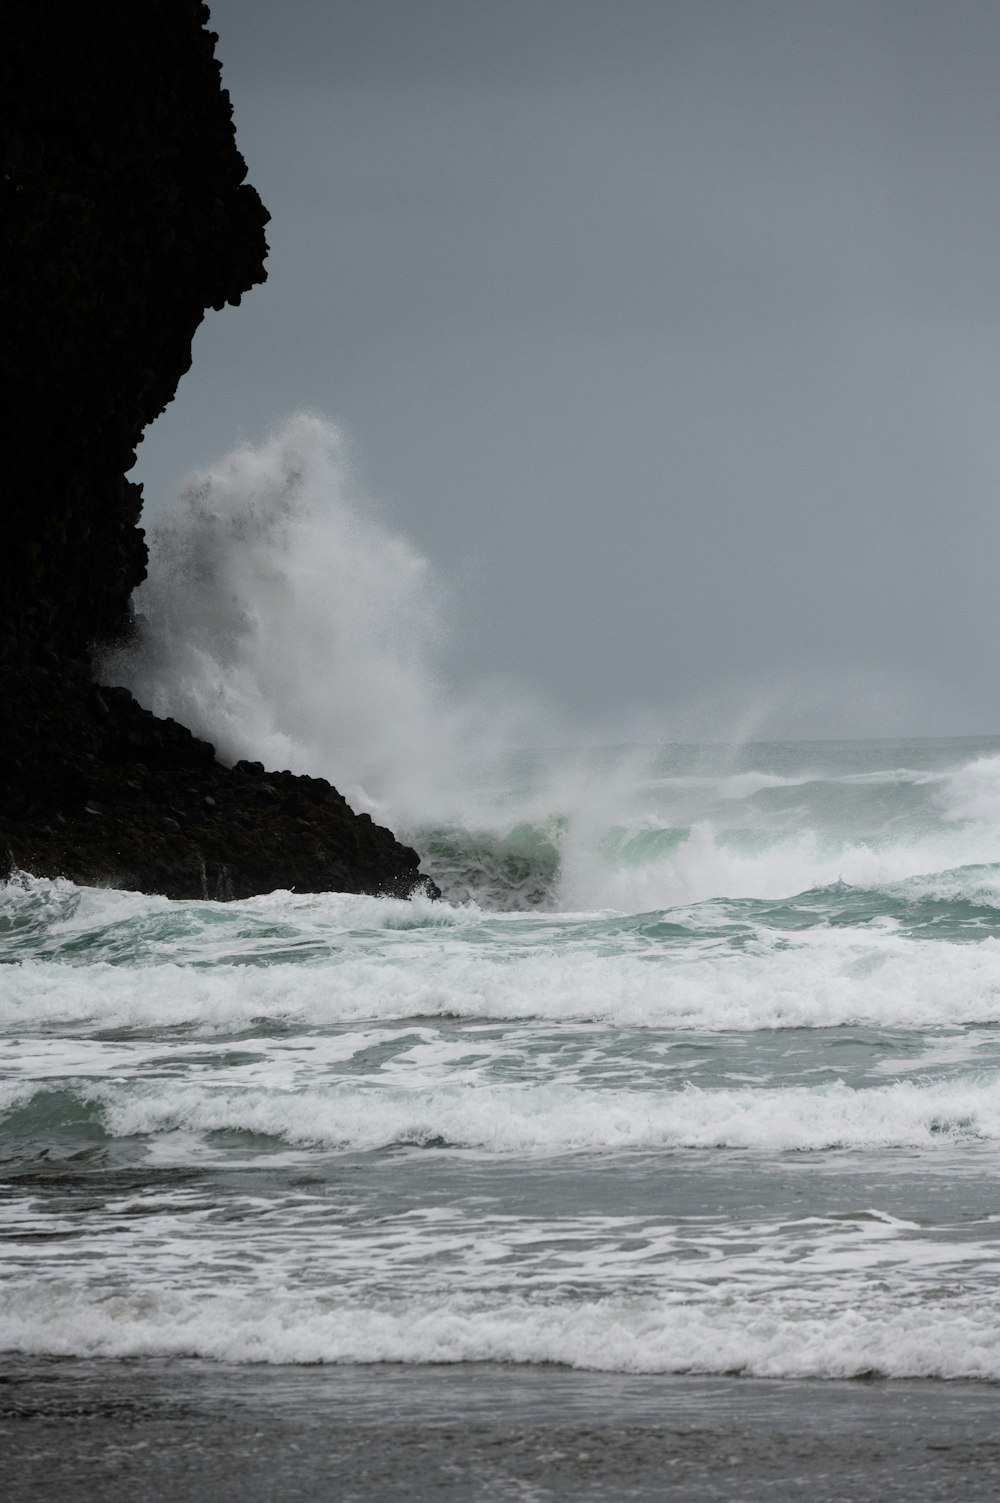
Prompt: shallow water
<box><xmin>5</xmin><ymin>1360</ymin><xmax>1000</xmax><ymax>1501</ymax></box>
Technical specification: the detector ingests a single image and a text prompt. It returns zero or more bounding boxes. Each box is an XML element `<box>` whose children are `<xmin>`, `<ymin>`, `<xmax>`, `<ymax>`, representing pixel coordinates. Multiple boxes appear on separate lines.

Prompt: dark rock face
<box><xmin>1</xmin><ymin>1</ymin><xmax>437</xmax><ymax>901</ymax></box>
<box><xmin>1</xmin><ymin>679</ymin><xmax>434</xmax><ymax>902</ymax></box>
<box><xmin>2</xmin><ymin>0</ymin><xmax>268</xmax><ymax>660</ymax></box>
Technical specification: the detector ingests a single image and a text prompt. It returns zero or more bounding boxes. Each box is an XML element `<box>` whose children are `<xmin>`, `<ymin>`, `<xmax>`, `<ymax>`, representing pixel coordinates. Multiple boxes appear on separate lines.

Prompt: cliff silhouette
<box><xmin>1</xmin><ymin>0</ymin><xmax>435</xmax><ymax>900</ymax></box>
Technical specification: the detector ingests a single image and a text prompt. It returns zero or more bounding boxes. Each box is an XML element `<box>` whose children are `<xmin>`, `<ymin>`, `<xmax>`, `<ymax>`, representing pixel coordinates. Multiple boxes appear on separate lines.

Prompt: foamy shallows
<box><xmin>6</xmin><ymin>721</ymin><xmax>1000</xmax><ymax>1372</ymax></box>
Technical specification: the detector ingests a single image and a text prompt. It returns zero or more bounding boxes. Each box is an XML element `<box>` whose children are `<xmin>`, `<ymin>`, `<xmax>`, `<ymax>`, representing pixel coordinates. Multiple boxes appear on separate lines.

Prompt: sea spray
<box><xmin>102</xmin><ymin>416</ymin><xmax>1000</xmax><ymax>909</ymax></box>
<box><xmin>101</xmin><ymin>415</ymin><xmax>652</xmax><ymax>902</ymax></box>
<box><xmin>103</xmin><ymin>415</ymin><xmax>584</xmax><ymax>902</ymax></box>
<box><xmin>103</xmin><ymin>414</ymin><xmax>459</xmax><ymax>814</ymax></box>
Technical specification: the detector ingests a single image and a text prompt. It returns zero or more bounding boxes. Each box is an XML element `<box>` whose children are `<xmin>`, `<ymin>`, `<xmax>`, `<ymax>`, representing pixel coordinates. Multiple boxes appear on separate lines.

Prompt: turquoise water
<box><xmin>5</xmin><ymin>737</ymin><xmax>1000</xmax><ymax>1381</ymax></box>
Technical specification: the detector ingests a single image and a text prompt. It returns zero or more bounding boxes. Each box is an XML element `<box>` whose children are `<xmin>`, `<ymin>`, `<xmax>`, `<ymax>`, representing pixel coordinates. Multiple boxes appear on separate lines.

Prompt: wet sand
<box><xmin>4</xmin><ymin>1359</ymin><xmax>1000</xmax><ymax>1501</ymax></box>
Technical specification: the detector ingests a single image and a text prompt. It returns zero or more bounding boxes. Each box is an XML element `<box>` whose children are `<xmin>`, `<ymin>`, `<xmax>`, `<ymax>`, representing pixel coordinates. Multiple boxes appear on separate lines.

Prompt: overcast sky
<box><xmin>137</xmin><ymin>0</ymin><xmax>1000</xmax><ymax>740</ymax></box>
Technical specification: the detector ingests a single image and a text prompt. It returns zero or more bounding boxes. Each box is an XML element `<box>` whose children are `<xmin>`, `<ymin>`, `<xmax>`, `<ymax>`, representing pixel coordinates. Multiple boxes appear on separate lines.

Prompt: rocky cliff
<box><xmin>1</xmin><ymin>0</ymin><xmax>436</xmax><ymax>900</ymax></box>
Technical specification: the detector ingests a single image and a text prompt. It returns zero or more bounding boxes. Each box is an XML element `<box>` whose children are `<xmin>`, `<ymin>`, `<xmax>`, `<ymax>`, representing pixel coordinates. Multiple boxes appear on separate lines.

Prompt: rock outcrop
<box><xmin>1</xmin><ymin>0</ymin><xmax>436</xmax><ymax>901</ymax></box>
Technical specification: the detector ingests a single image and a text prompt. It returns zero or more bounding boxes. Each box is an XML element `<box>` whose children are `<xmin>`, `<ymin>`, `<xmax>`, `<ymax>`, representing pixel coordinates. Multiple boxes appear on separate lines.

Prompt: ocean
<box><xmin>5</xmin><ymin>421</ymin><xmax>1000</xmax><ymax>1496</ymax></box>
<box><xmin>6</xmin><ymin>733</ymin><xmax>1000</xmax><ymax>1498</ymax></box>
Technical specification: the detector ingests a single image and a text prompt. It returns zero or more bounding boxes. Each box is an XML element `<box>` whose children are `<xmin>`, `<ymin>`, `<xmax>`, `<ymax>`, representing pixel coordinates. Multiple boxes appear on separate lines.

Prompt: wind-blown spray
<box><xmin>104</xmin><ymin>414</ymin><xmax>469</xmax><ymax>816</ymax></box>
<box><xmin>104</xmin><ymin>414</ymin><xmax>1000</xmax><ymax>911</ymax></box>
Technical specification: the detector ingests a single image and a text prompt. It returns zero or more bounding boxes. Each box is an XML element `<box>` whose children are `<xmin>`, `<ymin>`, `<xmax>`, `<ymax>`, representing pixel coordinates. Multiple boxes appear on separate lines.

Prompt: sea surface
<box><xmin>5</xmin><ymin>734</ymin><xmax>1000</xmax><ymax>1496</ymax></box>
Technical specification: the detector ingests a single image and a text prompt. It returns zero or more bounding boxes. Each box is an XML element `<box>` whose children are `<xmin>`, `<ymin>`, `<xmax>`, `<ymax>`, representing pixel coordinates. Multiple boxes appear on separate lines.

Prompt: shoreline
<box><xmin>4</xmin><ymin>1357</ymin><xmax>1000</xmax><ymax>1500</ymax></box>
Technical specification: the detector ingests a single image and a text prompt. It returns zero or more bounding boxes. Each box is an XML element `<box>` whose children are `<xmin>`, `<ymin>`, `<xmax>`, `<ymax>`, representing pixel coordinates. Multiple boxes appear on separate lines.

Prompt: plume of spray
<box><xmin>101</xmin><ymin>414</ymin><xmax>670</xmax><ymax>905</ymax></box>
<box><xmin>101</xmin><ymin>413</ymin><xmax>1000</xmax><ymax>913</ymax></box>
<box><xmin>103</xmin><ymin>414</ymin><xmax>530</xmax><ymax>822</ymax></box>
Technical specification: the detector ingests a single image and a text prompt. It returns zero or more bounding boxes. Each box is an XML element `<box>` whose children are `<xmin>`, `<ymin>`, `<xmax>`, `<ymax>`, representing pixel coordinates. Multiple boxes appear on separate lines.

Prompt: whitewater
<box><xmin>6</xmin><ymin>421</ymin><xmax>1000</xmax><ymax>1492</ymax></box>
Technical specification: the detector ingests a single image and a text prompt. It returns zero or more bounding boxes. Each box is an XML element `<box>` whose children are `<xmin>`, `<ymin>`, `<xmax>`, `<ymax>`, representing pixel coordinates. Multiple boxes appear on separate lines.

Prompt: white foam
<box><xmin>6</xmin><ymin>1071</ymin><xmax>1000</xmax><ymax>1156</ymax></box>
<box><xmin>7</xmin><ymin>916</ymin><xmax>1000</xmax><ymax>1033</ymax></box>
<box><xmin>0</xmin><ymin>1082</ymin><xmax>34</xmax><ymax>1113</ymax></box>
<box><xmin>938</xmin><ymin>754</ymin><xmax>1000</xmax><ymax>824</ymax></box>
<box><xmin>5</xmin><ymin>1282</ymin><xmax>1000</xmax><ymax>1379</ymax></box>
<box><xmin>556</xmin><ymin>818</ymin><xmax>1000</xmax><ymax>911</ymax></box>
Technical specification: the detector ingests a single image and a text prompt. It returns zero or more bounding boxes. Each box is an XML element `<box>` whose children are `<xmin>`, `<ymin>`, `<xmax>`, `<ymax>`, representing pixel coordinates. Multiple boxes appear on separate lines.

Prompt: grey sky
<box><xmin>137</xmin><ymin>0</ymin><xmax>1000</xmax><ymax>739</ymax></box>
